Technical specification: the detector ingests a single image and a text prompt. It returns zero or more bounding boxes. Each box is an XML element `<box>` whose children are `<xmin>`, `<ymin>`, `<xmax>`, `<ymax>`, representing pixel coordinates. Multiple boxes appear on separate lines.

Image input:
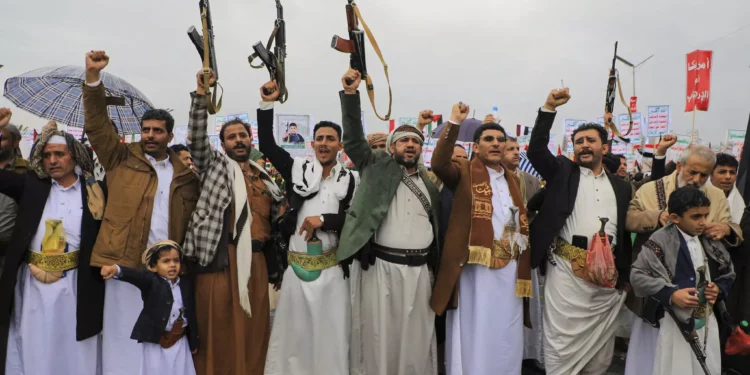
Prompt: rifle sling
<box><xmin>248</xmin><ymin>26</ymin><xmax>288</xmax><ymax>104</ymax></box>
<box><xmin>605</xmin><ymin>71</ymin><xmax>633</xmax><ymax>138</ymax></box>
<box><xmin>352</xmin><ymin>5</ymin><xmax>392</xmax><ymax>121</ymax></box>
<box><xmin>201</xmin><ymin>8</ymin><xmax>223</xmax><ymax>114</ymax></box>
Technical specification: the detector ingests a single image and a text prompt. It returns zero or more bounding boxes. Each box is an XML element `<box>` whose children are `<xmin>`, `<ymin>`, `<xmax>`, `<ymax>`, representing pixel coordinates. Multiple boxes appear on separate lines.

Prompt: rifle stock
<box><xmin>248</xmin><ymin>0</ymin><xmax>287</xmax><ymax>102</ymax></box>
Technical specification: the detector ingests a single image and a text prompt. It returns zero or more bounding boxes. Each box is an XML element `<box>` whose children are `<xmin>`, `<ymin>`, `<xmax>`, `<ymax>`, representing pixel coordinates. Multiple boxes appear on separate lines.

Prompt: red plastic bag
<box><xmin>726</xmin><ymin>327</ymin><xmax>750</xmax><ymax>356</ymax></box>
<box><xmin>585</xmin><ymin>232</ymin><xmax>617</xmax><ymax>288</ymax></box>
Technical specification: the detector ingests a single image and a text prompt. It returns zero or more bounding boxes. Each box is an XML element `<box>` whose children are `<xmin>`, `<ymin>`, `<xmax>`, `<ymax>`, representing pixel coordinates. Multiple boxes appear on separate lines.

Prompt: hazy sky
<box><xmin>2</xmin><ymin>0</ymin><xmax>749</xmax><ymax>145</ymax></box>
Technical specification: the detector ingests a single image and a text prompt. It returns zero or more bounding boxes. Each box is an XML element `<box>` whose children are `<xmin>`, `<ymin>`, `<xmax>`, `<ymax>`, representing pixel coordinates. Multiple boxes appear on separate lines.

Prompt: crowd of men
<box><xmin>0</xmin><ymin>49</ymin><xmax>747</xmax><ymax>375</ymax></box>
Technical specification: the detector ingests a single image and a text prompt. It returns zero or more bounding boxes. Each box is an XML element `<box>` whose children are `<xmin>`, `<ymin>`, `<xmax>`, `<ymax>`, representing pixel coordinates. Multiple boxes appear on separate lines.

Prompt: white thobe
<box><xmin>350</xmin><ymin>169</ymin><xmax>437</xmax><ymax>375</ymax></box>
<box><xmin>265</xmin><ymin>166</ymin><xmax>350</xmax><ymax>375</ymax></box>
<box><xmin>5</xmin><ymin>179</ymin><xmax>101</xmax><ymax>375</ymax></box>
<box><xmin>544</xmin><ymin>167</ymin><xmax>627</xmax><ymax>375</ymax></box>
<box><xmin>446</xmin><ymin>167</ymin><xmax>524</xmax><ymax>375</ymax></box>
<box><xmin>103</xmin><ymin>154</ymin><xmax>174</xmax><ymax>375</ymax></box>
<box><xmin>727</xmin><ymin>185</ymin><xmax>745</xmax><ymax>224</ymax></box>
<box><xmin>626</xmin><ymin>229</ymin><xmax>721</xmax><ymax>375</ymax></box>
<box><xmin>139</xmin><ymin>276</ymin><xmax>196</xmax><ymax>375</ymax></box>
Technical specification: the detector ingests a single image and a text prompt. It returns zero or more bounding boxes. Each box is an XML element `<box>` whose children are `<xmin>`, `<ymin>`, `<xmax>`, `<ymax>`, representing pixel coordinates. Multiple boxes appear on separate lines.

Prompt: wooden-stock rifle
<box><xmin>187</xmin><ymin>0</ymin><xmax>223</xmax><ymax>114</ymax></box>
<box><xmin>605</xmin><ymin>42</ymin><xmax>632</xmax><ymax>143</ymax></box>
<box><xmin>331</xmin><ymin>0</ymin><xmax>392</xmax><ymax>121</ymax></box>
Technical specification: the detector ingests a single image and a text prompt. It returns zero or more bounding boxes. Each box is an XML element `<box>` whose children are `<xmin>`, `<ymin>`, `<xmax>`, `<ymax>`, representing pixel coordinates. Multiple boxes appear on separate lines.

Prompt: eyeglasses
<box><xmin>479</xmin><ymin>135</ymin><xmax>507</xmax><ymax>143</ymax></box>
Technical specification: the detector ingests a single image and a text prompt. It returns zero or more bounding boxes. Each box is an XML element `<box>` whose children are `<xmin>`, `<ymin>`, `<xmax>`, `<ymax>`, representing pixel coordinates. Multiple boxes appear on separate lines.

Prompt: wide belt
<box><xmin>468</xmin><ymin>239</ymin><xmax>519</xmax><ymax>269</ymax></box>
<box><xmin>288</xmin><ymin>249</ymin><xmax>338</xmax><ymax>272</ymax></box>
<box><xmin>372</xmin><ymin>243</ymin><xmax>429</xmax><ymax>267</ymax></box>
<box><xmin>27</xmin><ymin>250</ymin><xmax>79</xmax><ymax>272</ymax></box>
<box><xmin>27</xmin><ymin>250</ymin><xmax>79</xmax><ymax>284</ymax></box>
<box><xmin>554</xmin><ymin>238</ymin><xmax>618</xmax><ymax>288</ymax></box>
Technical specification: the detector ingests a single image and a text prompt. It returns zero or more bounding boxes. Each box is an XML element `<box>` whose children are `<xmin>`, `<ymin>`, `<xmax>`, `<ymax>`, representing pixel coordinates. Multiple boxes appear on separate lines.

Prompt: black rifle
<box><xmin>331</xmin><ymin>0</ymin><xmax>392</xmax><ymax>121</ymax></box>
<box><xmin>249</xmin><ymin>0</ymin><xmax>288</xmax><ymax>103</ymax></box>
<box><xmin>604</xmin><ymin>41</ymin><xmax>632</xmax><ymax>142</ymax></box>
<box><xmin>187</xmin><ymin>0</ymin><xmax>222</xmax><ymax>114</ymax></box>
<box><xmin>665</xmin><ymin>307</ymin><xmax>712</xmax><ymax>375</ymax></box>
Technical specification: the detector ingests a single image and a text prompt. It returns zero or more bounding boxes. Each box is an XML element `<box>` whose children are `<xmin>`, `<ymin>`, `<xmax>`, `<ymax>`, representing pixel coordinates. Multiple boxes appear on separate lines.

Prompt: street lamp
<box><xmin>616</xmin><ymin>54</ymin><xmax>654</xmax><ymax>97</ymax></box>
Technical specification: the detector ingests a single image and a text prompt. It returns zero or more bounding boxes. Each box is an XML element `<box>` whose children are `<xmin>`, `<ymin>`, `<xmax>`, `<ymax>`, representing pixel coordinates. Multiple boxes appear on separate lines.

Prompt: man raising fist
<box><xmin>82</xmin><ymin>50</ymin><xmax>200</xmax><ymax>375</ymax></box>
<box><xmin>527</xmin><ymin>88</ymin><xmax>634</xmax><ymax>374</ymax></box>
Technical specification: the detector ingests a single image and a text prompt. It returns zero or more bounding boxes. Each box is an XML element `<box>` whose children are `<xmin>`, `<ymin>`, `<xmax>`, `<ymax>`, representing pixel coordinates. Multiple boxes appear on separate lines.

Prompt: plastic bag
<box><xmin>725</xmin><ymin>327</ymin><xmax>750</xmax><ymax>356</ymax></box>
<box><xmin>585</xmin><ymin>231</ymin><xmax>617</xmax><ymax>288</ymax></box>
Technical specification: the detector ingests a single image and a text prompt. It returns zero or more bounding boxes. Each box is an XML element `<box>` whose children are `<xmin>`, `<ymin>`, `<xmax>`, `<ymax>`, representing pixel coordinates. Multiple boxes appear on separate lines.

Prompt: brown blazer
<box><xmin>429</xmin><ymin>122</ymin><xmax>522</xmax><ymax>316</ymax></box>
<box><xmin>83</xmin><ymin>84</ymin><xmax>200</xmax><ymax>268</ymax></box>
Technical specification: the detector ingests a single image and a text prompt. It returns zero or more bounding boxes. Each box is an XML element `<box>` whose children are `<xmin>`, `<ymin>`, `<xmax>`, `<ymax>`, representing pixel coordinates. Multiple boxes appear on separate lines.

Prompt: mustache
<box><xmin>234</xmin><ymin>143</ymin><xmax>248</xmax><ymax>149</ymax></box>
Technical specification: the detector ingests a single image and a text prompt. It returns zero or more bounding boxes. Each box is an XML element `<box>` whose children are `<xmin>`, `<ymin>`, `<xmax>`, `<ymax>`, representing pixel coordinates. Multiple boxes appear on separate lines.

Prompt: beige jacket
<box><xmin>627</xmin><ymin>171</ymin><xmax>742</xmax><ymax>256</ymax></box>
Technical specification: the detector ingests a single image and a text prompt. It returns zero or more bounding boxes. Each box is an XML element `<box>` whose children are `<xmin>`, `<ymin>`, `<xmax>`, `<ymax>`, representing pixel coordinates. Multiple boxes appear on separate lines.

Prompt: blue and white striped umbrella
<box><xmin>3</xmin><ymin>66</ymin><xmax>154</xmax><ymax>135</ymax></box>
<box><xmin>519</xmin><ymin>151</ymin><xmax>540</xmax><ymax>179</ymax></box>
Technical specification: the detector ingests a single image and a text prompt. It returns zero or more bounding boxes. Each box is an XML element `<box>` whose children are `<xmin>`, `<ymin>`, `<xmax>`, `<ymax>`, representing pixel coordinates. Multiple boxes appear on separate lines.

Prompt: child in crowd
<box><xmin>101</xmin><ymin>240</ymin><xmax>198</xmax><ymax>375</ymax></box>
<box><xmin>630</xmin><ymin>186</ymin><xmax>735</xmax><ymax>375</ymax></box>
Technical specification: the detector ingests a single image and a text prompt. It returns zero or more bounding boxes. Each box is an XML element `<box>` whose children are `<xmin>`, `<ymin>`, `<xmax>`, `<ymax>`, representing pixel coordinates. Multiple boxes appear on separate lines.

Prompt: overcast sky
<box><xmin>2</xmin><ymin>0</ymin><xmax>749</xmax><ymax>145</ymax></box>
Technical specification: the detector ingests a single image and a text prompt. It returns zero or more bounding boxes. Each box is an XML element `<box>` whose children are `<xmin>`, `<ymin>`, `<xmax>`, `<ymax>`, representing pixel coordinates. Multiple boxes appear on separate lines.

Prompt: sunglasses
<box><xmin>478</xmin><ymin>135</ymin><xmax>507</xmax><ymax>143</ymax></box>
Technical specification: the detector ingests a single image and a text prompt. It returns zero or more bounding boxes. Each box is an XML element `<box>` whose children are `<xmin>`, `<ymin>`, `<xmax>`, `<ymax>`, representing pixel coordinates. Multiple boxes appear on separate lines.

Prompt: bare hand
<box><xmin>450</xmin><ymin>102</ymin><xmax>470</xmax><ymax>125</ymax></box>
<box><xmin>42</xmin><ymin>120</ymin><xmax>58</xmax><ymax>132</ymax></box>
<box><xmin>656</xmin><ymin>134</ymin><xmax>677</xmax><ymax>156</ymax></box>
<box><xmin>543</xmin><ymin>88</ymin><xmax>570</xmax><ymax>111</ymax></box>
<box><xmin>659</xmin><ymin>211</ymin><xmax>670</xmax><ymax>227</ymax></box>
<box><xmin>704</xmin><ymin>222</ymin><xmax>730</xmax><ymax>240</ymax></box>
<box><xmin>604</xmin><ymin>112</ymin><xmax>614</xmax><ymax>125</ymax></box>
<box><xmin>100</xmin><ymin>265</ymin><xmax>118</xmax><ymax>280</ymax></box>
<box><xmin>85</xmin><ymin>50</ymin><xmax>109</xmax><ymax>83</ymax></box>
<box><xmin>0</xmin><ymin>108</ymin><xmax>11</xmax><ymax>130</ymax></box>
<box><xmin>417</xmin><ymin>110</ymin><xmax>433</xmax><ymax>130</ymax></box>
<box><xmin>672</xmin><ymin>287</ymin><xmax>700</xmax><ymax>309</ymax></box>
<box><xmin>196</xmin><ymin>68</ymin><xmax>217</xmax><ymax>95</ymax></box>
<box><xmin>342</xmin><ymin>69</ymin><xmax>361</xmax><ymax>94</ymax></box>
<box><xmin>261</xmin><ymin>80</ymin><xmax>280</xmax><ymax>102</ymax></box>
<box><xmin>704</xmin><ymin>283</ymin><xmax>720</xmax><ymax>305</ymax></box>
<box><xmin>298</xmin><ymin>216</ymin><xmax>323</xmax><ymax>241</ymax></box>
<box><xmin>482</xmin><ymin>114</ymin><xmax>497</xmax><ymax>124</ymax></box>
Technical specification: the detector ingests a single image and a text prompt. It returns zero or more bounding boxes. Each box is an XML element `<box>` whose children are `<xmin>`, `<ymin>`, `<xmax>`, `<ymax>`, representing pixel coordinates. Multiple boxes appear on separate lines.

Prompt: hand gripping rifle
<box><xmin>249</xmin><ymin>0</ymin><xmax>288</xmax><ymax>103</ymax></box>
<box><xmin>187</xmin><ymin>0</ymin><xmax>223</xmax><ymax>114</ymax></box>
<box><xmin>331</xmin><ymin>0</ymin><xmax>392</xmax><ymax>121</ymax></box>
<box><xmin>604</xmin><ymin>42</ymin><xmax>632</xmax><ymax>143</ymax></box>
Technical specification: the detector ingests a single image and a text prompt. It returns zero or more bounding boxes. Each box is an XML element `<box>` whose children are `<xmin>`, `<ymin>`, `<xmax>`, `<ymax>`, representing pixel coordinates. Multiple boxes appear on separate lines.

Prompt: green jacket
<box><xmin>336</xmin><ymin>92</ymin><xmax>441</xmax><ymax>266</ymax></box>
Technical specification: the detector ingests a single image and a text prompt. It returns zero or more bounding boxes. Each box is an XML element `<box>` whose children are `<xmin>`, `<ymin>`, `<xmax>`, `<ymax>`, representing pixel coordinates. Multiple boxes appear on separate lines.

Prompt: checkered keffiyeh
<box><xmin>183</xmin><ymin>93</ymin><xmax>281</xmax><ymax>266</ymax></box>
<box><xmin>3</xmin><ymin>66</ymin><xmax>153</xmax><ymax>135</ymax></box>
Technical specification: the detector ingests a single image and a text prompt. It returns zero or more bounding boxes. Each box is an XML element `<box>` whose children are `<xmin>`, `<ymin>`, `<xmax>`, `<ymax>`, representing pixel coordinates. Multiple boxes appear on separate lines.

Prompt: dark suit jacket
<box><xmin>116</xmin><ymin>266</ymin><xmax>199</xmax><ymax>350</ymax></box>
<box><xmin>0</xmin><ymin>171</ymin><xmax>105</xmax><ymax>375</ymax></box>
<box><xmin>527</xmin><ymin>110</ymin><xmax>633</xmax><ymax>286</ymax></box>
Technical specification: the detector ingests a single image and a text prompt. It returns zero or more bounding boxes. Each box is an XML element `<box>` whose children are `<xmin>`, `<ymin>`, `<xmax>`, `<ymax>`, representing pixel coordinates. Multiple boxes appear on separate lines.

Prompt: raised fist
<box><xmin>196</xmin><ymin>68</ymin><xmax>217</xmax><ymax>94</ymax></box>
<box><xmin>449</xmin><ymin>102</ymin><xmax>470</xmax><ymax>125</ymax></box>
<box><xmin>0</xmin><ymin>108</ymin><xmax>12</xmax><ymax>129</ymax></box>
<box><xmin>543</xmin><ymin>88</ymin><xmax>571</xmax><ymax>111</ymax></box>
<box><xmin>261</xmin><ymin>80</ymin><xmax>280</xmax><ymax>102</ymax></box>
<box><xmin>85</xmin><ymin>51</ymin><xmax>109</xmax><ymax>84</ymax></box>
<box><xmin>100</xmin><ymin>265</ymin><xmax>118</xmax><ymax>280</ymax></box>
<box><xmin>342</xmin><ymin>69</ymin><xmax>361</xmax><ymax>94</ymax></box>
<box><xmin>417</xmin><ymin>110</ymin><xmax>433</xmax><ymax>130</ymax></box>
<box><xmin>656</xmin><ymin>134</ymin><xmax>677</xmax><ymax>156</ymax></box>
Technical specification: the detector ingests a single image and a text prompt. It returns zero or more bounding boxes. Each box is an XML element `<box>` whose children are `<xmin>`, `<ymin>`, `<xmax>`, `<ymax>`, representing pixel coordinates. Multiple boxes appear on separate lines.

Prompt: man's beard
<box><xmin>575</xmin><ymin>150</ymin><xmax>600</xmax><ymax>169</ymax></box>
<box><xmin>0</xmin><ymin>148</ymin><xmax>11</xmax><ymax>161</ymax></box>
<box><xmin>394</xmin><ymin>150</ymin><xmax>419</xmax><ymax>168</ymax></box>
<box><xmin>226</xmin><ymin>143</ymin><xmax>250</xmax><ymax>162</ymax></box>
<box><xmin>678</xmin><ymin>173</ymin><xmax>705</xmax><ymax>190</ymax></box>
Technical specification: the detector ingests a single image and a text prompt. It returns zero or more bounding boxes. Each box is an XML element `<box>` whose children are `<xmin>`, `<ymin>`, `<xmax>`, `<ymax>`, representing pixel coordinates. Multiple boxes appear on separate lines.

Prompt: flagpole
<box><xmin>691</xmin><ymin>107</ymin><xmax>696</xmax><ymax>145</ymax></box>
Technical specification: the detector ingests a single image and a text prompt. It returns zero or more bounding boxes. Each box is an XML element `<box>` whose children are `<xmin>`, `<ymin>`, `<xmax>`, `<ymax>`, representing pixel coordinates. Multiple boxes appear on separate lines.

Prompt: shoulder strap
<box><xmin>352</xmin><ymin>4</ymin><xmax>392</xmax><ymax>121</ymax></box>
<box><xmin>401</xmin><ymin>171</ymin><xmax>431</xmax><ymax>215</ymax></box>
<box><xmin>343</xmin><ymin>172</ymin><xmax>356</xmax><ymax>207</ymax></box>
<box><xmin>655</xmin><ymin>179</ymin><xmax>667</xmax><ymax>211</ymax></box>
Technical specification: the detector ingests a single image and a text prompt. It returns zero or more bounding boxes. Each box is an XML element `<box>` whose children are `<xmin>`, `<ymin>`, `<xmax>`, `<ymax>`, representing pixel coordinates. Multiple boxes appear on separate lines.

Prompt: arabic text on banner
<box><xmin>619</xmin><ymin>113</ymin><xmax>642</xmax><ymax>145</ymax></box>
<box><xmin>647</xmin><ymin>105</ymin><xmax>670</xmax><ymax>137</ymax></box>
<box><xmin>726</xmin><ymin>129</ymin><xmax>746</xmax><ymax>159</ymax></box>
<box><xmin>213</xmin><ymin>116</ymin><xmax>226</xmax><ymax>136</ymax></box>
<box><xmin>685</xmin><ymin>50</ymin><xmax>712</xmax><ymax>112</ymax></box>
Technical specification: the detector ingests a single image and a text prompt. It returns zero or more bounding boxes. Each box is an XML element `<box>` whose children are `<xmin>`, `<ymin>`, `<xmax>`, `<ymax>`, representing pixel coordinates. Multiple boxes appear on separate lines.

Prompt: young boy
<box><xmin>101</xmin><ymin>240</ymin><xmax>198</xmax><ymax>375</ymax></box>
<box><xmin>629</xmin><ymin>186</ymin><xmax>735</xmax><ymax>375</ymax></box>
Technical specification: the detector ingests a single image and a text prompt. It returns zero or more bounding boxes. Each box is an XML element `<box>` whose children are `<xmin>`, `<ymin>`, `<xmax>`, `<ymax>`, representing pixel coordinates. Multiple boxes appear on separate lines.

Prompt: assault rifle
<box><xmin>187</xmin><ymin>0</ymin><xmax>222</xmax><ymax>114</ymax></box>
<box><xmin>665</xmin><ymin>307</ymin><xmax>712</xmax><ymax>375</ymax></box>
<box><xmin>331</xmin><ymin>0</ymin><xmax>392</xmax><ymax>121</ymax></box>
<box><xmin>249</xmin><ymin>0</ymin><xmax>288</xmax><ymax>103</ymax></box>
<box><xmin>604</xmin><ymin>42</ymin><xmax>632</xmax><ymax>142</ymax></box>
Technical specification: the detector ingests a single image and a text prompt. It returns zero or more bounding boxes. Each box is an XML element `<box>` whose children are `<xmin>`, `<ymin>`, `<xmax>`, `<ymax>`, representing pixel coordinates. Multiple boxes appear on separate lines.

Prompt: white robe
<box><xmin>5</xmin><ymin>267</ymin><xmax>101</xmax><ymax>375</ymax></box>
<box><xmin>523</xmin><ymin>269</ymin><xmax>545</xmax><ymax>365</ymax></box>
<box><xmin>102</xmin><ymin>279</ymin><xmax>144</xmax><ymax>374</ymax></box>
<box><xmin>543</xmin><ymin>255</ymin><xmax>627</xmax><ymax>375</ymax></box>
<box><xmin>446</xmin><ymin>262</ymin><xmax>523</xmax><ymax>375</ymax></box>
<box><xmin>265</xmin><ymin>265</ymin><xmax>350</xmax><ymax>375</ymax></box>
<box><xmin>349</xmin><ymin>260</ymin><xmax>437</xmax><ymax>375</ymax></box>
<box><xmin>140</xmin><ymin>336</ymin><xmax>195</xmax><ymax>375</ymax></box>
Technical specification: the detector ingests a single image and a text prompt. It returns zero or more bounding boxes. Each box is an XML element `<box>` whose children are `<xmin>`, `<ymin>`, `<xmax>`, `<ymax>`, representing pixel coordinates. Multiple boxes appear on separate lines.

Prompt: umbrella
<box><xmin>3</xmin><ymin>66</ymin><xmax>154</xmax><ymax>135</ymax></box>
<box><xmin>430</xmin><ymin>118</ymin><xmax>482</xmax><ymax>142</ymax></box>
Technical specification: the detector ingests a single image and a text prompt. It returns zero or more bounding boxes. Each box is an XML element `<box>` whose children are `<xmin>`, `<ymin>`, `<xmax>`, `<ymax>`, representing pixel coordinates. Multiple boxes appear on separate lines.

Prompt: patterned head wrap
<box><xmin>366</xmin><ymin>132</ymin><xmax>387</xmax><ymax>147</ymax></box>
<box><xmin>31</xmin><ymin>128</ymin><xmax>104</xmax><ymax>220</ymax></box>
<box><xmin>386</xmin><ymin>125</ymin><xmax>426</xmax><ymax>167</ymax></box>
<box><xmin>142</xmin><ymin>240</ymin><xmax>184</xmax><ymax>266</ymax></box>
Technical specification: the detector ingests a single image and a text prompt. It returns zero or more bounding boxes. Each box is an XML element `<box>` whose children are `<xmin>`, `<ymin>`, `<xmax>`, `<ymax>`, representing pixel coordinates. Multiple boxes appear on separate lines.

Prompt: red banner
<box><xmin>685</xmin><ymin>50</ymin><xmax>712</xmax><ymax>112</ymax></box>
<box><xmin>630</xmin><ymin>96</ymin><xmax>637</xmax><ymax>113</ymax></box>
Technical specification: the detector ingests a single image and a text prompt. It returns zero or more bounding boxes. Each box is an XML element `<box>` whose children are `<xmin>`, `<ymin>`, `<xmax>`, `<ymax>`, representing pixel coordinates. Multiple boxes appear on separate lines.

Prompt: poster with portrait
<box><xmin>276</xmin><ymin>114</ymin><xmax>311</xmax><ymax>145</ymax></box>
